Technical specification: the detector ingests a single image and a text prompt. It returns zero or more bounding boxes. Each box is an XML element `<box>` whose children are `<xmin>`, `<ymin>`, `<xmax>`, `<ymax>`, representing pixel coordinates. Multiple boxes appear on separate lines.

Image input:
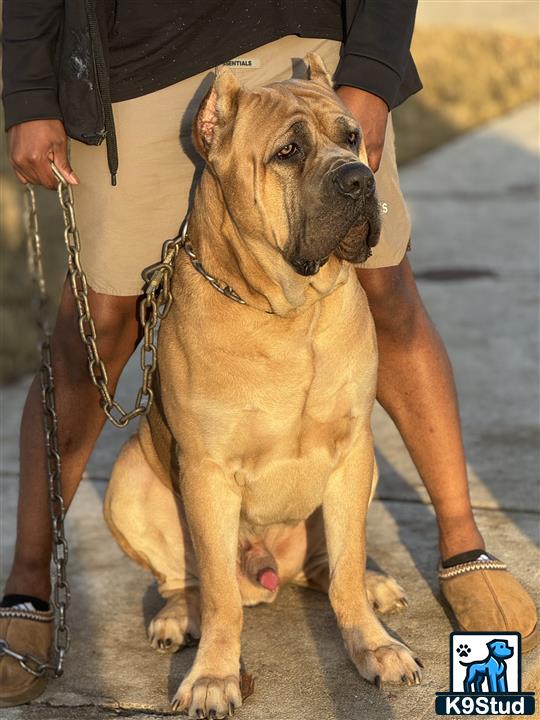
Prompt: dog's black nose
<box><xmin>291</xmin><ymin>257</ymin><xmax>322</xmax><ymax>276</ymax></box>
<box><xmin>334</xmin><ymin>162</ymin><xmax>375</xmax><ymax>200</ymax></box>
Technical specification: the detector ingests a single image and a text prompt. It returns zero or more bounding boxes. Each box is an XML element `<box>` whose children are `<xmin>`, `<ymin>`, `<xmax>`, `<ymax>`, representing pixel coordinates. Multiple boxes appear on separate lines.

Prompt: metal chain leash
<box><xmin>0</xmin><ymin>163</ymin><xmax>187</xmax><ymax>679</ymax></box>
<box><xmin>0</xmin><ymin>183</ymin><xmax>70</xmax><ymax>678</ymax></box>
<box><xmin>50</xmin><ymin>163</ymin><xmax>184</xmax><ymax>428</ymax></box>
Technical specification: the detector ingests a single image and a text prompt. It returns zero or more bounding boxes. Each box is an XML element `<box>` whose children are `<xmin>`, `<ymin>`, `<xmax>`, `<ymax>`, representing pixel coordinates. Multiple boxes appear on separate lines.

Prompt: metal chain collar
<box><xmin>180</xmin><ymin>237</ymin><xmax>246</xmax><ymax>306</ymax></box>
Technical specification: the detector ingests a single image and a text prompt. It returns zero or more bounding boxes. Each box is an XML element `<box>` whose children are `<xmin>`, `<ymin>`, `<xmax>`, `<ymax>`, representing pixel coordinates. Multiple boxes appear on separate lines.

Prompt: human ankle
<box><xmin>437</xmin><ymin>516</ymin><xmax>485</xmax><ymax>562</ymax></box>
<box><xmin>4</xmin><ymin>564</ymin><xmax>51</xmax><ymax>603</ymax></box>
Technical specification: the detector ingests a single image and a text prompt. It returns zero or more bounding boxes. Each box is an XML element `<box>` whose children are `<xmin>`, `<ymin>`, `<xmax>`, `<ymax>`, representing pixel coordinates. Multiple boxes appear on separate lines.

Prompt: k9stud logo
<box><xmin>435</xmin><ymin>632</ymin><xmax>535</xmax><ymax>715</ymax></box>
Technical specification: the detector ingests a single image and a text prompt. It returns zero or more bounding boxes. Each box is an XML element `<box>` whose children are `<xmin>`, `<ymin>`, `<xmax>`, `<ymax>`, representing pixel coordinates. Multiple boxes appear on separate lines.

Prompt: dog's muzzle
<box><xmin>332</xmin><ymin>162</ymin><xmax>381</xmax><ymax>262</ymax></box>
<box><xmin>285</xmin><ymin>160</ymin><xmax>381</xmax><ymax>276</ymax></box>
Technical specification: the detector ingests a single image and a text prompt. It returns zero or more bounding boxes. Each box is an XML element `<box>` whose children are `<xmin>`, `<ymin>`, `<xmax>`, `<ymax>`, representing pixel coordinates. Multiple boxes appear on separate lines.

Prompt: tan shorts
<box><xmin>71</xmin><ymin>35</ymin><xmax>412</xmax><ymax>296</ymax></box>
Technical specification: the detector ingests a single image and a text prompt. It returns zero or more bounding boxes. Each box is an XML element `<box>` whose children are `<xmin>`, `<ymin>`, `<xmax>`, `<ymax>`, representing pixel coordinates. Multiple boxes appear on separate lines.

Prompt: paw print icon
<box><xmin>457</xmin><ymin>644</ymin><xmax>471</xmax><ymax>658</ymax></box>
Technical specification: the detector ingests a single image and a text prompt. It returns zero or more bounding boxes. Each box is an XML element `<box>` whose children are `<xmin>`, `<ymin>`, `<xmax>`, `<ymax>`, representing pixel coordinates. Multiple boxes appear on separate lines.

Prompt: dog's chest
<box><xmin>161</xmin><ymin>276</ymin><xmax>377</xmax><ymax>525</ymax></box>
<box><xmin>234</xmin><ymin>386</ymin><xmax>365</xmax><ymax>525</ymax></box>
<box><xmin>227</xmin><ymin>320</ymin><xmax>376</xmax><ymax>525</ymax></box>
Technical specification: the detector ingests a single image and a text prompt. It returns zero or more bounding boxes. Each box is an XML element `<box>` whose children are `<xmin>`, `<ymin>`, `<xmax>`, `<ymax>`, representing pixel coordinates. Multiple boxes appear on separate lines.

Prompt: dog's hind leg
<box><xmin>148</xmin><ymin>589</ymin><xmax>201</xmax><ymax>653</ymax></box>
<box><xmin>104</xmin><ymin>433</ymin><xmax>200</xmax><ymax>652</ymax></box>
<box><xmin>365</xmin><ymin>572</ymin><xmax>409</xmax><ymax>614</ymax></box>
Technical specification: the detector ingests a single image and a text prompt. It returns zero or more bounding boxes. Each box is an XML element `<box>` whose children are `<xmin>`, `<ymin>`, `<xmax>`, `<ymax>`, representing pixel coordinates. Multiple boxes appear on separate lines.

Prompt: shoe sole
<box><xmin>440</xmin><ymin>592</ymin><xmax>539</xmax><ymax>654</ymax></box>
<box><xmin>0</xmin><ymin>676</ymin><xmax>48</xmax><ymax>707</ymax></box>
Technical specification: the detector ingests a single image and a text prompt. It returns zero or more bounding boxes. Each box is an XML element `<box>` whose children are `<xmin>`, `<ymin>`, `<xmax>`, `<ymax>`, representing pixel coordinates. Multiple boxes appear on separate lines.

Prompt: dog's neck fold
<box><xmin>186</xmin><ymin>170</ymin><xmax>350</xmax><ymax>317</ymax></box>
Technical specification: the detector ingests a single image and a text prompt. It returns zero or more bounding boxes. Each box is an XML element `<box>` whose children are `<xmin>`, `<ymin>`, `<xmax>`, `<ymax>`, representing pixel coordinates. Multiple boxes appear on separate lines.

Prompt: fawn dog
<box><xmin>104</xmin><ymin>53</ymin><xmax>421</xmax><ymax>719</ymax></box>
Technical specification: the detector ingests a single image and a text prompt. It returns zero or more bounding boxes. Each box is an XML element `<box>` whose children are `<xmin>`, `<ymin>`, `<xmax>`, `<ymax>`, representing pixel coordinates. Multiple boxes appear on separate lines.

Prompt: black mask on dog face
<box><xmin>192</xmin><ymin>53</ymin><xmax>381</xmax><ymax>279</ymax></box>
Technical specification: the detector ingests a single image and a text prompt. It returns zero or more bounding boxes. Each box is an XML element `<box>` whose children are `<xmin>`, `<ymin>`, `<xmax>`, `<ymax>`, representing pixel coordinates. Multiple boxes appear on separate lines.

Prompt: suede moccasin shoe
<box><xmin>0</xmin><ymin>606</ymin><xmax>54</xmax><ymax>707</ymax></box>
<box><xmin>439</xmin><ymin>552</ymin><xmax>538</xmax><ymax>652</ymax></box>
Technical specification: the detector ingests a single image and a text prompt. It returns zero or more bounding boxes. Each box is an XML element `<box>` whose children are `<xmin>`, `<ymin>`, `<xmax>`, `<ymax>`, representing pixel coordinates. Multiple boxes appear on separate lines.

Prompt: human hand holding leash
<box><xmin>335</xmin><ymin>86</ymin><xmax>389</xmax><ymax>172</ymax></box>
<box><xmin>7</xmin><ymin>119</ymin><xmax>79</xmax><ymax>190</ymax></box>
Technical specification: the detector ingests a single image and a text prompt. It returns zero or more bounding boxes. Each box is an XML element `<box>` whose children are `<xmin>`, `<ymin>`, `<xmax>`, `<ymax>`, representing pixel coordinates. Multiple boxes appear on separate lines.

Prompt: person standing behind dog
<box><xmin>1</xmin><ymin>0</ymin><xmax>537</xmax><ymax>708</ymax></box>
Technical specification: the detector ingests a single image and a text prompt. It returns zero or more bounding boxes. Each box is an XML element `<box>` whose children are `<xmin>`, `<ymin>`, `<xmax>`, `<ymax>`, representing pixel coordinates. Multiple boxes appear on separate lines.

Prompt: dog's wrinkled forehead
<box><xmin>192</xmin><ymin>56</ymin><xmax>361</xmax><ymax>166</ymax></box>
<box><xmin>234</xmin><ymin>80</ymin><xmax>359</xmax><ymax>157</ymax></box>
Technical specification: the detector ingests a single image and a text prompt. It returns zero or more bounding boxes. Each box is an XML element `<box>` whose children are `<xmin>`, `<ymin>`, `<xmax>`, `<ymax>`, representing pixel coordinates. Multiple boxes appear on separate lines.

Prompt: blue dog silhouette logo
<box><xmin>460</xmin><ymin>638</ymin><xmax>513</xmax><ymax>693</ymax></box>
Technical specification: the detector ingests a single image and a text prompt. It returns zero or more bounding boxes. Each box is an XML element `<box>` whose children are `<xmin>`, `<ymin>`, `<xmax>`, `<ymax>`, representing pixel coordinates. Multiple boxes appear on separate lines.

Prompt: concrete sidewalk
<box><xmin>1</xmin><ymin>100</ymin><xmax>539</xmax><ymax>720</ymax></box>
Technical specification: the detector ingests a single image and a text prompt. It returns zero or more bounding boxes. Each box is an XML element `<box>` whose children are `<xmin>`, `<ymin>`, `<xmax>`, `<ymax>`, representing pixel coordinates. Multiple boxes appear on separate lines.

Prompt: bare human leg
<box><xmin>356</xmin><ymin>256</ymin><xmax>484</xmax><ymax>560</ymax></box>
<box><xmin>3</xmin><ymin>278</ymin><xmax>142</xmax><ymax>601</ymax></box>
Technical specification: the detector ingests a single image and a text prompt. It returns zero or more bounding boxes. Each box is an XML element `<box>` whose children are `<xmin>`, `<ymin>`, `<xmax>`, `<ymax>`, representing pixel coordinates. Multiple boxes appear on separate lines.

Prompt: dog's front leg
<box><xmin>172</xmin><ymin>459</ymin><xmax>243</xmax><ymax>718</ymax></box>
<box><xmin>323</xmin><ymin>435</ymin><xmax>422</xmax><ymax>687</ymax></box>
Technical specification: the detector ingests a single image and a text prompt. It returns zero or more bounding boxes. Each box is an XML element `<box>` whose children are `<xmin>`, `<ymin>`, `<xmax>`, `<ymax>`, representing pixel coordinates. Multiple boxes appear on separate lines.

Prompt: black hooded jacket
<box><xmin>2</xmin><ymin>0</ymin><xmax>421</xmax><ymax>185</ymax></box>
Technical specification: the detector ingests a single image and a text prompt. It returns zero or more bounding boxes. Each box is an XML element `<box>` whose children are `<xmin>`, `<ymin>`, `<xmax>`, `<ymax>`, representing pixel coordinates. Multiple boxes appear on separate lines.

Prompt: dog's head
<box><xmin>487</xmin><ymin>640</ymin><xmax>514</xmax><ymax>660</ymax></box>
<box><xmin>192</xmin><ymin>53</ymin><xmax>381</xmax><ymax>277</ymax></box>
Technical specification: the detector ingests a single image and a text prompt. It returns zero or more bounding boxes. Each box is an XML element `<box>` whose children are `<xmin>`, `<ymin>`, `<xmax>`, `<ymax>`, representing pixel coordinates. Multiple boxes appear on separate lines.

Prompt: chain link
<box><xmin>181</xmin><ymin>238</ymin><xmax>247</xmax><ymax>306</ymax></box>
<box><xmin>0</xmin><ymin>639</ymin><xmax>55</xmax><ymax>678</ymax></box>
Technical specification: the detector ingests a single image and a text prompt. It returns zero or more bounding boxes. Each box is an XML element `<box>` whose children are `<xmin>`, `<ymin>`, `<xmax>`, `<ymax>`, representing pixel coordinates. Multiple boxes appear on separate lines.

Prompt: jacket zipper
<box><xmin>86</xmin><ymin>52</ymin><xmax>106</xmax><ymax>145</ymax></box>
<box><xmin>85</xmin><ymin>0</ymin><xmax>119</xmax><ymax>185</ymax></box>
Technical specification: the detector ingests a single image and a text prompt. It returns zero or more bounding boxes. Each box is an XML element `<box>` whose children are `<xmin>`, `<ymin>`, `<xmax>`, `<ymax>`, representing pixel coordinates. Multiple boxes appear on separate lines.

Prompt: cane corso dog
<box><xmin>104</xmin><ymin>54</ymin><xmax>421</xmax><ymax>718</ymax></box>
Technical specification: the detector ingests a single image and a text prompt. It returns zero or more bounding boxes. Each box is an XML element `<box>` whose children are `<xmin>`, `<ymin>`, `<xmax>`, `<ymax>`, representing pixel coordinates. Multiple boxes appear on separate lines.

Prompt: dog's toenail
<box><xmin>208</xmin><ymin>710</ymin><xmax>217</xmax><ymax>719</ymax></box>
<box><xmin>196</xmin><ymin>709</ymin><xmax>205</xmax><ymax>718</ymax></box>
<box><xmin>374</xmin><ymin>675</ymin><xmax>382</xmax><ymax>689</ymax></box>
<box><xmin>158</xmin><ymin>639</ymin><xmax>165</xmax><ymax>649</ymax></box>
<box><xmin>165</xmin><ymin>638</ymin><xmax>172</xmax><ymax>647</ymax></box>
<box><xmin>228</xmin><ymin>702</ymin><xmax>235</xmax><ymax>716</ymax></box>
<box><xmin>415</xmin><ymin>657</ymin><xmax>424</xmax><ymax>668</ymax></box>
<box><xmin>373</xmin><ymin>601</ymin><xmax>380</xmax><ymax>610</ymax></box>
<box><xmin>401</xmin><ymin>674</ymin><xmax>406</xmax><ymax>682</ymax></box>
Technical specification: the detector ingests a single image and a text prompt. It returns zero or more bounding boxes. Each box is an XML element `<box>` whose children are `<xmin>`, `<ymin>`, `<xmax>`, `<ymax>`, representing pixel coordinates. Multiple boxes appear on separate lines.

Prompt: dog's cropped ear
<box><xmin>305</xmin><ymin>52</ymin><xmax>333</xmax><ymax>88</ymax></box>
<box><xmin>193</xmin><ymin>67</ymin><xmax>241</xmax><ymax>160</ymax></box>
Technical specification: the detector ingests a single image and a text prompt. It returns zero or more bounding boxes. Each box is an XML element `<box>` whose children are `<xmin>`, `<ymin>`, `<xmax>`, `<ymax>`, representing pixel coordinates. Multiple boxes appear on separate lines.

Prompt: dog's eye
<box><xmin>276</xmin><ymin>143</ymin><xmax>299</xmax><ymax>160</ymax></box>
<box><xmin>347</xmin><ymin>130</ymin><xmax>359</xmax><ymax>146</ymax></box>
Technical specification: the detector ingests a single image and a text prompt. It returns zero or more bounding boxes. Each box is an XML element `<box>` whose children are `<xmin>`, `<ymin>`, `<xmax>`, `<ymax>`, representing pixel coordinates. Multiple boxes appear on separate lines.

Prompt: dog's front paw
<box><xmin>148</xmin><ymin>589</ymin><xmax>200</xmax><ymax>653</ymax></box>
<box><xmin>171</xmin><ymin>674</ymin><xmax>242</xmax><ymax>718</ymax></box>
<box><xmin>366</xmin><ymin>570</ymin><xmax>408</xmax><ymax>614</ymax></box>
<box><xmin>344</xmin><ymin>629</ymin><xmax>422</xmax><ymax>687</ymax></box>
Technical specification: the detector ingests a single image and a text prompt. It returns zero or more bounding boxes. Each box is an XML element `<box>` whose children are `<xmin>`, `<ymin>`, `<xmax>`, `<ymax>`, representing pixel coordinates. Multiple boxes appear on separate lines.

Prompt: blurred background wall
<box><xmin>1</xmin><ymin>0</ymin><xmax>539</xmax><ymax>382</ymax></box>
